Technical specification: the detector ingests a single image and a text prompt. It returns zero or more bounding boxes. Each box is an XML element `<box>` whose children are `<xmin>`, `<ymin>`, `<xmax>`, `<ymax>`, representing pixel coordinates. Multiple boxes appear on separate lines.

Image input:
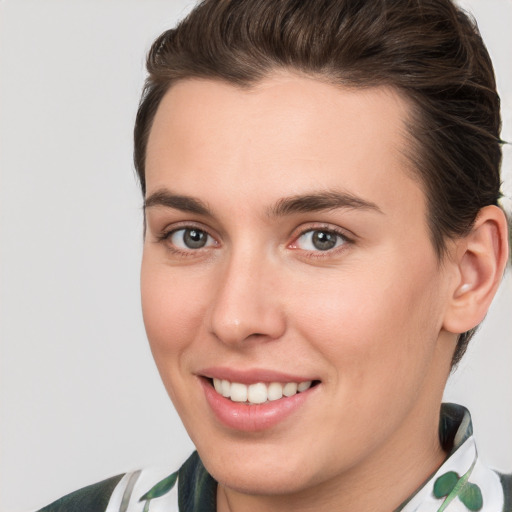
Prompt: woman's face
<box><xmin>141</xmin><ymin>75</ymin><xmax>457</xmax><ymax>496</ymax></box>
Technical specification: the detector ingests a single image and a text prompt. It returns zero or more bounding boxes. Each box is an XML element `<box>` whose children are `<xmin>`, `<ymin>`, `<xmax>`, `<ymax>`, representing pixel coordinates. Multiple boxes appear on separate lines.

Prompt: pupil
<box><xmin>184</xmin><ymin>229</ymin><xmax>207</xmax><ymax>249</ymax></box>
<box><xmin>312</xmin><ymin>231</ymin><xmax>336</xmax><ymax>251</ymax></box>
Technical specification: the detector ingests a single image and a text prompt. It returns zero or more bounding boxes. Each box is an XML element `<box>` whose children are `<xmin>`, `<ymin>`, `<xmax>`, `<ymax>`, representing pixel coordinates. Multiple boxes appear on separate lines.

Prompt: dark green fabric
<box><xmin>500</xmin><ymin>472</ymin><xmax>512</xmax><ymax>512</ymax></box>
<box><xmin>38</xmin><ymin>474</ymin><xmax>125</xmax><ymax>512</ymax></box>
<box><xmin>178</xmin><ymin>451</ymin><xmax>217</xmax><ymax>512</ymax></box>
<box><xmin>439</xmin><ymin>403</ymin><xmax>472</xmax><ymax>454</ymax></box>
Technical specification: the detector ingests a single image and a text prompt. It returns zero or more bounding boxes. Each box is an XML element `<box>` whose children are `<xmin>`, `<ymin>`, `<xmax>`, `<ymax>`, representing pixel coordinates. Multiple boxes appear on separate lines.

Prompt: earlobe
<box><xmin>443</xmin><ymin>205</ymin><xmax>509</xmax><ymax>334</ymax></box>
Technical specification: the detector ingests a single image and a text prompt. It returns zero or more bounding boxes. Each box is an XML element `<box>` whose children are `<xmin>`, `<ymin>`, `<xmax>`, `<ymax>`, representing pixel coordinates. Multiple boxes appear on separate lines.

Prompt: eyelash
<box><xmin>156</xmin><ymin>224</ymin><xmax>353</xmax><ymax>258</ymax></box>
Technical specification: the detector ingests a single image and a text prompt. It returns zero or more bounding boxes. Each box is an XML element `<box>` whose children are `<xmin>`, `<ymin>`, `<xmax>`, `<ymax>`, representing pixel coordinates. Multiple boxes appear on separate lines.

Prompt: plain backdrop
<box><xmin>0</xmin><ymin>1</ymin><xmax>510</xmax><ymax>511</ymax></box>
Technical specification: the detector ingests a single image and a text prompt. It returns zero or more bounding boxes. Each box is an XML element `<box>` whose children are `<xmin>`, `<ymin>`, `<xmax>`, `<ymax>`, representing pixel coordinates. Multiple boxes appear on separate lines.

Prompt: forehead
<box><xmin>145</xmin><ymin>74</ymin><xmax>425</xmax><ymax>223</ymax></box>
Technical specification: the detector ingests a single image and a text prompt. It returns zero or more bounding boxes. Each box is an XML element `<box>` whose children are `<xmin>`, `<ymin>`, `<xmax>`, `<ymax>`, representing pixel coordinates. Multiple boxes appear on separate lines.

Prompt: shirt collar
<box><xmin>399</xmin><ymin>403</ymin><xmax>504</xmax><ymax>512</ymax></box>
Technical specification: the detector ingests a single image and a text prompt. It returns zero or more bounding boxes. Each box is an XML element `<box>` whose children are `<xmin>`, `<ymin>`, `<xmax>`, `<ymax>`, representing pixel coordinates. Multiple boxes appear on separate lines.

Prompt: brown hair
<box><xmin>134</xmin><ymin>0</ymin><xmax>503</xmax><ymax>367</ymax></box>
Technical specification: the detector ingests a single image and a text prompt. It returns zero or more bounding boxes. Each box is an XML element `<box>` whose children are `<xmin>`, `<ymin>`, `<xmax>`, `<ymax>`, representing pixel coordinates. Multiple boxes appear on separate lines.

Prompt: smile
<box><xmin>212</xmin><ymin>378</ymin><xmax>313</xmax><ymax>404</ymax></box>
<box><xmin>198</xmin><ymin>367</ymin><xmax>321</xmax><ymax>431</ymax></box>
<box><xmin>200</xmin><ymin>372</ymin><xmax>320</xmax><ymax>431</ymax></box>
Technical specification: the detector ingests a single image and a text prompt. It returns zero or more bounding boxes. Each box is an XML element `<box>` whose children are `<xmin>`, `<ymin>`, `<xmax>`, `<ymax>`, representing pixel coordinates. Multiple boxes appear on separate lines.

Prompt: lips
<box><xmin>198</xmin><ymin>368</ymin><xmax>319</xmax><ymax>431</ymax></box>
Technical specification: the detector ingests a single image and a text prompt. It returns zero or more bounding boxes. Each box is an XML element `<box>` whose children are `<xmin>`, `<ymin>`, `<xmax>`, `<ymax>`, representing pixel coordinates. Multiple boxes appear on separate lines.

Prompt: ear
<box><xmin>443</xmin><ymin>205</ymin><xmax>509</xmax><ymax>334</ymax></box>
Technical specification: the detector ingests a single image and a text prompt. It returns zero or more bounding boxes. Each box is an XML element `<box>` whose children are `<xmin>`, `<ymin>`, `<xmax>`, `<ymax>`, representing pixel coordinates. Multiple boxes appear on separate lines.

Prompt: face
<box><xmin>141</xmin><ymin>75</ymin><xmax>457</xmax><ymax>498</ymax></box>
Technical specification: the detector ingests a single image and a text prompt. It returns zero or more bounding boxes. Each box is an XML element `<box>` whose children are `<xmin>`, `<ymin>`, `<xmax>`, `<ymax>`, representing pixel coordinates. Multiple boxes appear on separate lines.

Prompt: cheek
<box><xmin>290</xmin><ymin>254</ymin><xmax>443</xmax><ymax>383</ymax></box>
<box><xmin>140</xmin><ymin>257</ymin><xmax>208</xmax><ymax>362</ymax></box>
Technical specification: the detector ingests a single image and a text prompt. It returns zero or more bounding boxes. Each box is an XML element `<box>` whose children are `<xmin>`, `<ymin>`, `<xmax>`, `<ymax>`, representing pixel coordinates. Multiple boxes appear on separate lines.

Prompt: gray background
<box><xmin>0</xmin><ymin>1</ymin><xmax>510</xmax><ymax>511</ymax></box>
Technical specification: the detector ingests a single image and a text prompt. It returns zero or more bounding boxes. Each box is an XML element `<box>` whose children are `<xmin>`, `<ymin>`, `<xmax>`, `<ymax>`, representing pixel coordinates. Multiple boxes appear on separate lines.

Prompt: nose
<box><xmin>206</xmin><ymin>250</ymin><xmax>286</xmax><ymax>346</ymax></box>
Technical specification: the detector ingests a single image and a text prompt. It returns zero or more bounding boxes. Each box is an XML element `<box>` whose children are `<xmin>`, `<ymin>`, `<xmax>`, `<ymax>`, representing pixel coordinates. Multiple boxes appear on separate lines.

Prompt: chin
<box><xmin>208</xmin><ymin>462</ymin><xmax>312</xmax><ymax>496</ymax></box>
<box><xmin>196</xmin><ymin>441</ymin><xmax>325</xmax><ymax>496</ymax></box>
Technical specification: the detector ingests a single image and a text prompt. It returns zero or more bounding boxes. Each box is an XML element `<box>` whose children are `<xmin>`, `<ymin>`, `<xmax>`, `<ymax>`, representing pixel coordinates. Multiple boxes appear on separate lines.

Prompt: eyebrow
<box><xmin>144</xmin><ymin>189</ymin><xmax>212</xmax><ymax>216</ymax></box>
<box><xmin>267</xmin><ymin>191</ymin><xmax>383</xmax><ymax>217</ymax></box>
<box><xmin>144</xmin><ymin>188</ymin><xmax>383</xmax><ymax>217</ymax></box>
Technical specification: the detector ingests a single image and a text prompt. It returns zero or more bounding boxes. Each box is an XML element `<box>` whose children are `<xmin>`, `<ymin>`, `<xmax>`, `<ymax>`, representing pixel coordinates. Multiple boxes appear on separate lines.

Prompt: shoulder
<box><xmin>34</xmin><ymin>452</ymin><xmax>216</xmax><ymax>512</ymax></box>
<box><xmin>37</xmin><ymin>473</ymin><xmax>125</xmax><ymax>512</ymax></box>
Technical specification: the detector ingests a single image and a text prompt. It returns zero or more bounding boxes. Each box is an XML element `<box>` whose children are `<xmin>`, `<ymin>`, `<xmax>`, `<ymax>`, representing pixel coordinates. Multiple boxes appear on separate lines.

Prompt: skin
<box><xmin>140</xmin><ymin>74</ymin><xmax>490</xmax><ymax>512</ymax></box>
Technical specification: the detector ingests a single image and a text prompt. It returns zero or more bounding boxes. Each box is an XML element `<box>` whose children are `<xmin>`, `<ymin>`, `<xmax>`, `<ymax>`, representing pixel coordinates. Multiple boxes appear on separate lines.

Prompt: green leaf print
<box><xmin>459</xmin><ymin>482</ymin><xmax>483</xmax><ymax>511</ymax></box>
<box><xmin>434</xmin><ymin>467</ymin><xmax>483</xmax><ymax>512</ymax></box>
<box><xmin>139</xmin><ymin>470</ymin><xmax>179</xmax><ymax>501</ymax></box>
<box><xmin>434</xmin><ymin>472</ymin><xmax>458</xmax><ymax>498</ymax></box>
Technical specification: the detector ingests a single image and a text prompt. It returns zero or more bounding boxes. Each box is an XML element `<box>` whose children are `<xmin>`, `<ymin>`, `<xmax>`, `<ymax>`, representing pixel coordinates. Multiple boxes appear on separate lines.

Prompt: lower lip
<box><xmin>200</xmin><ymin>378</ymin><xmax>316</xmax><ymax>432</ymax></box>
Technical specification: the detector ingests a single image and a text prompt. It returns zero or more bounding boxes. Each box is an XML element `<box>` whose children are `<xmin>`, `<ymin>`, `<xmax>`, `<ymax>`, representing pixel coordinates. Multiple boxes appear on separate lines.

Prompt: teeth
<box><xmin>267</xmin><ymin>382</ymin><xmax>283</xmax><ymax>401</ymax></box>
<box><xmin>230</xmin><ymin>382</ymin><xmax>248</xmax><ymax>402</ymax></box>
<box><xmin>248</xmin><ymin>382</ymin><xmax>267</xmax><ymax>404</ymax></box>
<box><xmin>221</xmin><ymin>379</ymin><xmax>230</xmax><ymax>397</ymax></box>
<box><xmin>213</xmin><ymin>378</ymin><xmax>223</xmax><ymax>394</ymax></box>
<box><xmin>211</xmin><ymin>378</ymin><xmax>313</xmax><ymax>404</ymax></box>
<box><xmin>297</xmin><ymin>381</ymin><xmax>312</xmax><ymax>392</ymax></box>
<box><xmin>283</xmin><ymin>382</ymin><xmax>298</xmax><ymax>397</ymax></box>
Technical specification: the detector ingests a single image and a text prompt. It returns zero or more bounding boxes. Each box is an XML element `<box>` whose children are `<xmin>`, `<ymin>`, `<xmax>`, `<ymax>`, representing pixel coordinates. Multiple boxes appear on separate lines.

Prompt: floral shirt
<box><xmin>38</xmin><ymin>404</ymin><xmax>511</xmax><ymax>512</ymax></box>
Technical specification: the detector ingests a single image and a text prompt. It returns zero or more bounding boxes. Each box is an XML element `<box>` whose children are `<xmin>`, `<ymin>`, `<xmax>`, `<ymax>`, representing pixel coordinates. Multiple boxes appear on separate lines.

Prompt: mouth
<box><xmin>197</xmin><ymin>368</ymin><xmax>321</xmax><ymax>431</ymax></box>
<box><xmin>208</xmin><ymin>377</ymin><xmax>319</xmax><ymax>405</ymax></box>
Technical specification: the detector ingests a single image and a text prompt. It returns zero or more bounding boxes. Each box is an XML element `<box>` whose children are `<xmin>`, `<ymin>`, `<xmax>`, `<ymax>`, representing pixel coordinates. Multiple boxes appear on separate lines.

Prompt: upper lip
<box><xmin>198</xmin><ymin>366</ymin><xmax>318</xmax><ymax>384</ymax></box>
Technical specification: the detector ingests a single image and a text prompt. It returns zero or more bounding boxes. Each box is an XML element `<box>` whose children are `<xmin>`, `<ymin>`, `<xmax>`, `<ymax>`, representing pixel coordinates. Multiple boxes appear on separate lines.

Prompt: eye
<box><xmin>168</xmin><ymin>228</ymin><xmax>215</xmax><ymax>250</ymax></box>
<box><xmin>294</xmin><ymin>229</ymin><xmax>347</xmax><ymax>251</ymax></box>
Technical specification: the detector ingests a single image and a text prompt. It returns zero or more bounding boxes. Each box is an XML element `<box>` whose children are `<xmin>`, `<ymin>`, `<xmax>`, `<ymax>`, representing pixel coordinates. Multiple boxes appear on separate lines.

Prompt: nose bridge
<box><xmin>207</xmin><ymin>244</ymin><xmax>285</xmax><ymax>345</ymax></box>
